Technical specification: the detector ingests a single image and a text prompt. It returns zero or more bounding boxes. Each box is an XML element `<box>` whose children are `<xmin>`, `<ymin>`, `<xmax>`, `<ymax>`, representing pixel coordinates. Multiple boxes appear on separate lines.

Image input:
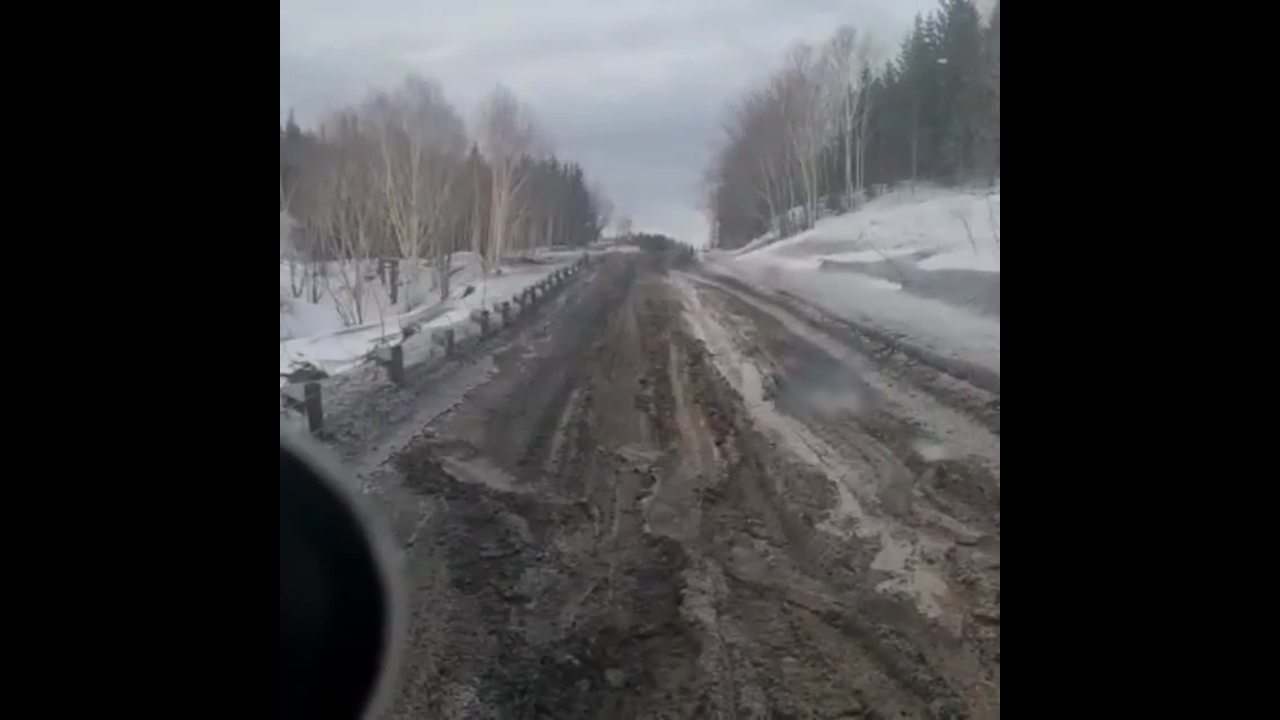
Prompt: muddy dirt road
<box><xmin>349</xmin><ymin>250</ymin><xmax>999</xmax><ymax>719</ymax></box>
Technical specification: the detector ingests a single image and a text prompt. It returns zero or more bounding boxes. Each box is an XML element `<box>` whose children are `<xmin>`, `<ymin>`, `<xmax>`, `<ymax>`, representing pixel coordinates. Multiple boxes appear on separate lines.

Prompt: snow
<box><xmin>741</xmin><ymin>185</ymin><xmax>1000</xmax><ymax>267</ymax></box>
<box><xmin>821</xmin><ymin>248</ymin><xmax>919</xmax><ymax>265</ymax></box>
<box><xmin>707</xmin><ymin>259</ymin><xmax>1000</xmax><ymax>376</ymax></box>
<box><xmin>918</xmin><ymin>248</ymin><xmax>1001</xmax><ymax>273</ymax></box>
<box><xmin>280</xmin><ymin>250</ymin><xmax>583</xmax><ymax>382</ymax></box>
<box><xmin>859</xmin><ymin>278</ymin><xmax>905</xmax><ymax>292</ymax></box>
<box><xmin>732</xmin><ymin>231</ymin><xmax>780</xmax><ymax>255</ymax></box>
<box><xmin>707</xmin><ymin>185</ymin><xmax>1000</xmax><ymax>377</ymax></box>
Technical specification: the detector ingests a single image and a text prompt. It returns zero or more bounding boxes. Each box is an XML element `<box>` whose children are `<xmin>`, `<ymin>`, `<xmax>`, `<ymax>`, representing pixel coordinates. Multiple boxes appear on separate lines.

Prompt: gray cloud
<box><xmin>281</xmin><ymin>0</ymin><xmax>935</xmax><ymax>244</ymax></box>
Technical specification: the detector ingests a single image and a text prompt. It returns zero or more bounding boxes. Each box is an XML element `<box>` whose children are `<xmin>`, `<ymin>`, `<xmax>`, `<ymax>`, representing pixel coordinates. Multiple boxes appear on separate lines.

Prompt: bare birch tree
<box><xmin>779</xmin><ymin>44</ymin><xmax>831</xmax><ymax>231</ymax></box>
<box><xmin>476</xmin><ymin>85</ymin><xmax>539</xmax><ymax>271</ymax></box>
<box><xmin>822</xmin><ymin>27</ymin><xmax>874</xmax><ymax>208</ymax></box>
<box><xmin>361</xmin><ymin>75</ymin><xmax>467</xmax><ymax>310</ymax></box>
<box><xmin>316</xmin><ymin>111</ymin><xmax>378</xmax><ymax>327</ymax></box>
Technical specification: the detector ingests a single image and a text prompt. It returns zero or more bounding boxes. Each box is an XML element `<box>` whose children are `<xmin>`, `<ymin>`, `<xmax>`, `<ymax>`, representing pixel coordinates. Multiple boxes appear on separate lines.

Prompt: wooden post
<box><xmin>389</xmin><ymin>260</ymin><xmax>400</xmax><ymax>305</ymax></box>
<box><xmin>371</xmin><ymin>346</ymin><xmax>405</xmax><ymax>385</ymax></box>
<box><xmin>304</xmin><ymin>382</ymin><xmax>323</xmax><ymax>434</ymax></box>
<box><xmin>389</xmin><ymin>345</ymin><xmax>405</xmax><ymax>385</ymax></box>
<box><xmin>433</xmin><ymin>328</ymin><xmax>455</xmax><ymax>357</ymax></box>
<box><xmin>471</xmin><ymin>309</ymin><xmax>490</xmax><ymax>337</ymax></box>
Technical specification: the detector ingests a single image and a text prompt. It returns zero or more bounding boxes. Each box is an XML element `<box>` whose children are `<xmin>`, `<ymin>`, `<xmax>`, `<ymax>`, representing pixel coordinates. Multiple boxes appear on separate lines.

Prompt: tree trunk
<box><xmin>437</xmin><ymin>251</ymin><xmax>452</xmax><ymax>301</ymax></box>
<box><xmin>290</xmin><ymin>260</ymin><xmax>302</xmax><ymax>299</ymax></box>
<box><xmin>910</xmin><ymin>95</ymin><xmax>919</xmax><ymax>183</ymax></box>
<box><xmin>856</xmin><ymin>138</ymin><xmax>865</xmax><ymax>194</ymax></box>
<box><xmin>309</xmin><ymin>261</ymin><xmax>323</xmax><ymax>304</ymax></box>
<box><xmin>844</xmin><ymin>94</ymin><xmax>854</xmax><ymax>209</ymax></box>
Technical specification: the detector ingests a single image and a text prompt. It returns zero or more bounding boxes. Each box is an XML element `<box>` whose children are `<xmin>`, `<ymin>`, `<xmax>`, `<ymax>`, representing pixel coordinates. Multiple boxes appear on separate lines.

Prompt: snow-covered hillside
<box><xmin>707</xmin><ymin>185</ymin><xmax>1000</xmax><ymax>376</ymax></box>
<box><xmin>732</xmin><ymin>185</ymin><xmax>999</xmax><ymax>271</ymax></box>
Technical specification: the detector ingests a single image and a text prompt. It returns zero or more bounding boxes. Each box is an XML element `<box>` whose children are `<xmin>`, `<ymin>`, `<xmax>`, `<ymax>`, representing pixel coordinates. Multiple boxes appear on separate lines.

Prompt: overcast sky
<box><xmin>281</xmin><ymin>0</ymin><xmax>938</xmax><ymax>246</ymax></box>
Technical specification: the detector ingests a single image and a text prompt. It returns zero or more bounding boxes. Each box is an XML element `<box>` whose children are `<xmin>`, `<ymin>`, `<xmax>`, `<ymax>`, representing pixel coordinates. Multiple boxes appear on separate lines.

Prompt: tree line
<box><xmin>705</xmin><ymin>0</ymin><xmax>999</xmax><ymax>249</ymax></box>
<box><xmin>280</xmin><ymin>77</ymin><xmax>611</xmax><ymax>321</ymax></box>
<box><xmin>627</xmin><ymin>232</ymin><xmax>682</xmax><ymax>253</ymax></box>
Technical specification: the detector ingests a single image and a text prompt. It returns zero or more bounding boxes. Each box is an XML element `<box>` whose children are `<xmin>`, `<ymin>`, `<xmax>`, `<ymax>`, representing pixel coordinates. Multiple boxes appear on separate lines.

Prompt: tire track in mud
<box><xmin>377</xmin><ymin>252</ymin><xmax>998</xmax><ymax>719</ymax></box>
<box><xmin>678</xmin><ymin>271</ymin><xmax>1000</xmax><ymax>531</ymax></box>
<box><xmin>671</xmin><ymin>273</ymin><xmax>1000</xmax><ymax>714</ymax></box>
<box><xmin>662</xmin><ymin>315</ymin><xmax>983</xmax><ymax>719</ymax></box>
<box><xmin>695</xmin><ymin>270</ymin><xmax>1000</xmax><ymax>435</ymax></box>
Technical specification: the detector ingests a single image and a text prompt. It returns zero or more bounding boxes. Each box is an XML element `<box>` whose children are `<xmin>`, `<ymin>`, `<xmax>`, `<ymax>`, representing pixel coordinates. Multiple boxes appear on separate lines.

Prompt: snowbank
<box><xmin>707</xmin><ymin>186</ymin><xmax>1000</xmax><ymax>377</ymax></box>
<box><xmin>279</xmin><ymin>251</ymin><xmax>581</xmax><ymax>381</ymax></box>
<box><xmin>738</xmin><ymin>185</ymin><xmax>1000</xmax><ymax>272</ymax></box>
<box><xmin>706</xmin><ymin>260</ymin><xmax>1000</xmax><ymax>376</ymax></box>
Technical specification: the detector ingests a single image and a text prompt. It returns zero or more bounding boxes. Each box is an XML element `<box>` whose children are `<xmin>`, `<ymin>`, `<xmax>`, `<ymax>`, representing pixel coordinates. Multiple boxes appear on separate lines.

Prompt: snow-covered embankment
<box><xmin>705</xmin><ymin>186</ymin><xmax>1000</xmax><ymax>378</ymax></box>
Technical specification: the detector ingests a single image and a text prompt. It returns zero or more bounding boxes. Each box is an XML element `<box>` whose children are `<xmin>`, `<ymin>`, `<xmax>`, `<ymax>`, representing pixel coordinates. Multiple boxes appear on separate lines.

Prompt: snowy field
<box><xmin>707</xmin><ymin>185</ymin><xmax>1000</xmax><ymax>376</ymax></box>
<box><xmin>280</xmin><ymin>250</ymin><xmax>580</xmax><ymax>382</ymax></box>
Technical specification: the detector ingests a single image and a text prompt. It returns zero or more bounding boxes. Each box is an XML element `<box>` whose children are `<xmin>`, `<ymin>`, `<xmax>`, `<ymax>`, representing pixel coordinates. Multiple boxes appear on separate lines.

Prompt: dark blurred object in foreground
<box><xmin>280</xmin><ymin>433</ymin><xmax>391</xmax><ymax>719</ymax></box>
